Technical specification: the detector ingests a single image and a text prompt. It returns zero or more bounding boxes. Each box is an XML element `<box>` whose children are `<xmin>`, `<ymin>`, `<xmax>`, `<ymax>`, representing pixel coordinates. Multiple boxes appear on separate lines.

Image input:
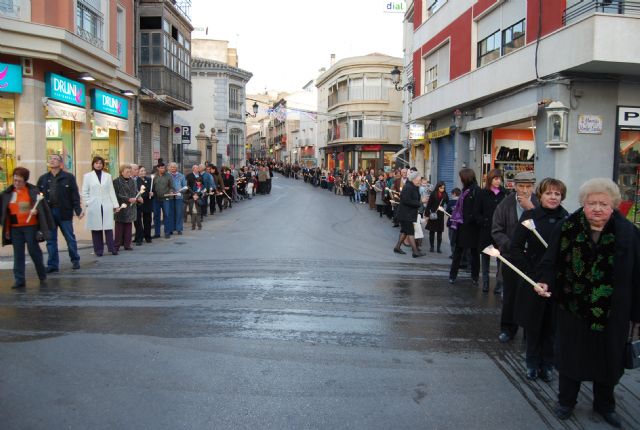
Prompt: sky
<box><xmin>190</xmin><ymin>0</ymin><xmax>405</xmax><ymax>94</ymax></box>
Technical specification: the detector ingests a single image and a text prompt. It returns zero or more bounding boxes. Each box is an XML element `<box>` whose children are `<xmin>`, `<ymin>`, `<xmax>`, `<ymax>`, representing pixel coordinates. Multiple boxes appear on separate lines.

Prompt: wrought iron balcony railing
<box><xmin>563</xmin><ymin>0</ymin><xmax>640</xmax><ymax>25</ymax></box>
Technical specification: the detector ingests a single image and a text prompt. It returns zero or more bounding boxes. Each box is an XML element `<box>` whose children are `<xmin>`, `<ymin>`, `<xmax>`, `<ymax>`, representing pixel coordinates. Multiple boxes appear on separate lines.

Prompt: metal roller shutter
<box><xmin>437</xmin><ymin>136</ymin><xmax>455</xmax><ymax>192</ymax></box>
<box><xmin>140</xmin><ymin>122</ymin><xmax>152</xmax><ymax>170</ymax></box>
<box><xmin>160</xmin><ymin>126</ymin><xmax>170</xmax><ymax>163</ymax></box>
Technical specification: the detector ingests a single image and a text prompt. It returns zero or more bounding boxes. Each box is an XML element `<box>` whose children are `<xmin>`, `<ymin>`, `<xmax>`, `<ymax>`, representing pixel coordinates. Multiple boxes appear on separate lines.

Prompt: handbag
<box><xmin>36</xmin><ymin>230</ymin><xmax>45</xmax><ymax>243</ymax></box>
<box><xmin>413</xmin><ymin>214</ymin><xmax>424</xmax><ymax>239</ymax></box>
<box><xmin>429</xmin><ymin>212</ymin><xmax>438</xmax><ymax>220</ymax></box>
<box><xmin>625</xmin><ymin>323</ymin><xmax>640</xmax><ymax>370</ymax></box>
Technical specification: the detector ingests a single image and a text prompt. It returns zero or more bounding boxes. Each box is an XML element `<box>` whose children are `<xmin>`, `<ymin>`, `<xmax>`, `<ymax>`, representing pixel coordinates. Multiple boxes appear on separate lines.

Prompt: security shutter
<box><xmin>140</xmin><ymin>122</ymin><xmax>152</xmax><ymax>170</ymax></box>
<box><xmin>160</xmin><ymin>126</ymin><xmax>170</xmax><ymax>163</ymax></box>
<box><xmin>437</xmin><ymin>136</ymin><xmax>455</xmax><ymax>192</ymax></box>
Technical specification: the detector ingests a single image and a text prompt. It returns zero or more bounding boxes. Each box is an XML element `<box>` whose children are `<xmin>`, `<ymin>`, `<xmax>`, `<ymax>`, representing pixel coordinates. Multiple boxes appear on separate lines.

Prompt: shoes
<box><xmin>554</xmin><ymin>403</ymin><xmax>573</xmax><ymax>420</ymax></box>
<box><xmin>191</xmin><ymin>226</ymin><xmax>196</xmax><ymax>230</ymax></box>
<box><xmin>177</xmin><ymin>231</ymin><xmax>182</xmax><ymax>235</ymax></box>
<box><xmin>412</xmin><ymin>252</ymin><xmax>426</xmax><ymax>258</ymax></box>
<box><xmin>448</xmin><ymin>278</ymin><xmax>455</xmax><ymax>284</ymax></box>
<box><xmin>593</xmin><ymin>410</ymin><xmax>622</xmax><ymax>428</ymax></box>
<box><xmin>526</xmin><ymin>368</ymin><xmax>537</xmax><ymax>381</ymax></box>
<box><xmin>429</xmin><ymin>247</ymin><xmax>434</xmax><ymax>252</ymax></box>
<box><xmin>392</xmin><ymin>223</ymin><xmax>399</xmax><ymax>227</ymax></box>
<box><xmin>494</xmin><ymin>282</ymin><xmax>503</xmax><ymax>295</ymax></box>
<box><xmin>11</xmin><ymin>283</ymin><xmax>26</xmax><ymax>289</ymax></box>
<box><xmin>46</xmin><ymin>267</ymin><xmax>59</xmax><ymax>274</ymax></box>
<box><xmin>72</xmin><ymin>262</ymin><xmax>80</xmax><ymax>270</ymax></box>
<box><xmin>498</xmin><ymin>332</ymin><xmax>513</xmax><ymax>343</ymax></box>
<box><xmin>165</xmin><ymin>234</ymin><xmax>171</xmax><ymax>239</ymax></box>
<box><xmin>437</xmin><ymin>248</ymin><xmax>442</xmax><ymax>254</ymax></box>
<box><xmin>471</xmin><ymin>278</ymin><xmax>479</xmax><ymax>287</ymax></box>
<box><xmin>135</xmin><ymin>242</ymin><xmax>142</xmax><ymax>246</ymax></box>
<box><xmin>393</xmin><ymin>247</ymin><xmax>406</xmax><ymax>255</ymax></box>
<box><xmin>96</xmin><ymin>253</ymin><xmax>103</xmax><ymax>257</ymax></box>
<box><xmin>145</xmin><ymin>239</ymin><xmax>152</xmax><ymax>243</ymax></box>
<box><xmin>124</xmin><ymin>248</ymin><xmax>133</xmax><ymax>251</ymax></box>
<box><xmin>153</xmin><ymin>235</ymin><xmax>161</xmax><ymax>239</ymax></box>
<box><xmin>111</xmin><ymin>251</ymin><xmax>119</xmax><ymax>256</ymax></box>
<box><xmin>198</xmin><ymin>226</ymin><xmax>202</xmax><ymax>230</ymax></box>
<box><xmin>482</xmin><ymin>279</ymin><xmax>489</xmax><ymax>292</ymax></box>
<box><xmin>39</xmin><ymin>279</ymin><xmax>47</xmax><ymax>287</ymax></box>
<box><xmin>538</xmin><ymin>367</ymin><xmax>553</xmax><ymax>382</ymax></box>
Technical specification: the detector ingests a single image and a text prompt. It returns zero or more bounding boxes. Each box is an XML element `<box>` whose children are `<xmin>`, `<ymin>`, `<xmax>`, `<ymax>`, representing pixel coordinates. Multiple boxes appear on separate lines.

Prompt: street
<box><xmin>0</xmin><ymin>175</ymin><xmax>638</xmax><ymax>429</ymax></box>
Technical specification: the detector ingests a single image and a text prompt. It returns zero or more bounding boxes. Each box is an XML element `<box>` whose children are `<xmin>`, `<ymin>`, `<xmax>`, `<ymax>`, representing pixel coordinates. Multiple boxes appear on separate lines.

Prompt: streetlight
<box><xmin>391</xmin><ymin>66</ymin><xmax>414</xmax><ymax>96</ymax></box>
<box><xmin>246</xmin><ymin>101</ymin><xmax>259</xmax><ymax>117</ymax></box>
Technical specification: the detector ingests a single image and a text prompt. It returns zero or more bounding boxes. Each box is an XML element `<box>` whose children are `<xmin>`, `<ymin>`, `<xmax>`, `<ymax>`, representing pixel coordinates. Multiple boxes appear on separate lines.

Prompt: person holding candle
<box><xmin>168</xmin><ymin>162</ymin><xmax>186</xmax><ymax>235</ymax></box>
<box><xmin>1</xmin><ymin>167</ymin><xmax>54</xmax><ymax>288</ymax></box>
<box><xmin>136</xmin><ymin>166</ymin><xmax>153</xmax><ymax>244</ymax></box>
<box><xmin>511</xmin><ymin>178</ymin><xmax>568</xmax><ymax>382</ymax></box>
<box><xmin>534</xmin><ymin>178</ymin><xmax>640</xmax><ymax>427</ymax></box>
<box><xmin>82</xmin><ymin>156</ymin><xmax>120</xmax><ymax>256</ymax></box>
<box><xmin>151</xmin><ymin>162</ymin><xmax>175</xmax><ymax>239</ymax></box>
<box><xmin>449</xmin><ymin>168</ymin><xmax>481</xmax><ymax>285</ymax></box>
<box><xmin>491</xmin><ymin>171</ymin><xmax>538</xmax><ymax>343</ymax></box>
<box><xmin>474</xmin><ymin>168</ymin><xmax>507</xmax><ymax>293</ymax></box>
<box><xmin>425</xmin><ymin>181</ymin><xmax>449</xmax><ymax>253</ymax></box>
<box><xmin>393</xmin><ymin>171</ymin><xmax>425</xmax><ymax>258</ymax></box>
<box><xmin>112</xmin><ymin>164</ymin><xmax>138</xmax><ymax>252</ymax></box>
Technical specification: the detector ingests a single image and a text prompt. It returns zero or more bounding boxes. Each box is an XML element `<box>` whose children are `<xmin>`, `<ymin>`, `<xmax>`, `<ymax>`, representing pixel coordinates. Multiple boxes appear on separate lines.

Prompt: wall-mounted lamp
<box><xmin>453</xmin><ymin>109</ymin><xmax>463</xmax><ymax>127</ymax></box>
<box><xmin>390</xmin><ymin>66</ymin><xmax>414</xmax><ymax>96</ymax></box>
<box><xmin>120</xmin><ymin>89</ymin><xmax>135</xmax><ymax>97</ymax></box>
<box><xmin>545</xmin><ymin>101</ymin><xmax>569</xmax><ymax>149</ymax></box>
<box><xmin>78</xmin><ymin>72</ymin><xmax>95</xmax><ymax>81</ymax></box>
<box><xmin>246</xmin><ymin>101</ymin><xmax>259</xmax><ymax>117</ymax></box>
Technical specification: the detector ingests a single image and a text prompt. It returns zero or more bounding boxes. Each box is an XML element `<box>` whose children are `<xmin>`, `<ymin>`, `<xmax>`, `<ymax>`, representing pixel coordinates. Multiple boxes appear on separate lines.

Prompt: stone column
<box><xmin>195</xmin><ymin>123</ymin><xmax>209</xmax><ymax>165</ymax></box>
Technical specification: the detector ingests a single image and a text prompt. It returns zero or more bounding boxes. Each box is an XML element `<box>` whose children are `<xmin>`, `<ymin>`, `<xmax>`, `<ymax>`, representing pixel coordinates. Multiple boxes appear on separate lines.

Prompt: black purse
<box><xmin>624</xmin><ymin>323</ymin><xmax>640</xmax><ymax>370</ymax></box>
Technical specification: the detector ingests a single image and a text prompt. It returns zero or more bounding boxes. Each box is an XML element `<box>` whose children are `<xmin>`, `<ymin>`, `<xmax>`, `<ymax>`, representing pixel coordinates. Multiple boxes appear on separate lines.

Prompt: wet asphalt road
<box><xmin>0</xmin><ymin>175</ymin><xmax>638</xmax><ymax>429</ymax></box>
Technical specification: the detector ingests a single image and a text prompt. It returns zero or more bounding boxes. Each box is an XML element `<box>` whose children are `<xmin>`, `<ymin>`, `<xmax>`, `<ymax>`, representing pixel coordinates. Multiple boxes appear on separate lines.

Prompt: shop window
<box><xmin>502</xmin><ymin>19</ymin><xmax>526</xmax><ymax>55</ymax></box>
<box><xmin>492</xmin><ymin>127</ymin><xmax>535</xmax><ymax>189</ymax></box>
<box><xmin>0</xmin><ymin>117</ymin><xmax>16</xmax><ymax>189</ymax></box>
<box><xmin>617</xmin><ymin>129</ymin><xmax>640</xmax><ymax>227</ymax></box>
<box><xmin>352</xmin><ymin>120</ymin><xmax>363</xmax><ymax>138</ymax></box>
<box><xmin>91</xmin><ymin>122</ymin><xmax>119</xmax><ymax>176</ymax></box>
<box><xmin>46</xmin><ymin>119</ymin><xmax>75</xmax><ymax>174</ymax></box>
<box><xmin>478</xmin><ymin>30</ymin><xmax>501</xmax><ymax>67</ymax></box>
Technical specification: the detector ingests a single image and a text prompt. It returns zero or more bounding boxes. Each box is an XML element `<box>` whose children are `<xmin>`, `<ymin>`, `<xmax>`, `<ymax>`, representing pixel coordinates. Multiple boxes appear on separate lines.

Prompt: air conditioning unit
<box><xmin>474</xmin><ymin>108</ymin><xmax>483</xmax><ymax>118</ymax></box>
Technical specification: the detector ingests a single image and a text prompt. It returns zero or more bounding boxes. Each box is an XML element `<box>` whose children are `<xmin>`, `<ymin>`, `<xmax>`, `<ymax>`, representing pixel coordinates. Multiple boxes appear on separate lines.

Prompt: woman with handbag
<box><xmin>112</xmin><ymin>164</ymin><xmax>138</xmax><ymax>252</ymax></box>
<box><xmin>534</xmin><ymin>178</ymin><xmax>640</xmax><ymax>427</ymax></box>
<box><xmin>1</xmin><ymin>167</ymin><xmax>54</xmax><ymax>288</ymax></box>
<box><xmin>449</xmin><ymin>168</ymin><xmax>481</xmax><ymax>285</ymax></box>
<box><xmin>474</xmin><ymin>168</ymin><xmax>507</xmax><ymax>293</ymax></box>
<box><xmin>425</xmin><ymin>181</ymin><xmax>448</xmax><ymax>253</ymax></box>
<box><xmin>393</xmin><ymin>171</ymin><xmax>425</xmax><ymax>258</ymax></box>
<box><xmin>374</xmin><ymin>174</ymin><xmax>386</xmax><ymax>218</ymax></box>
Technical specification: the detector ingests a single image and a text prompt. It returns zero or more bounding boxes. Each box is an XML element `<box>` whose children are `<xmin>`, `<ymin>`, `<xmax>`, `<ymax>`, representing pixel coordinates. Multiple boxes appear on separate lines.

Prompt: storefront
<box><xmin>615</xmin><ymin>106</ymin><xmax>640</xmax><ymax>227</ymax></box>
<box><xmin>0</xmin><ymin>62</ymin><xmax>22</xmax><ymax>189</ymax></box>
<box><xmin>430</xmin><ymin>127</ymin><xmax>455</xmax><ymax>192</ymax></box>
<box><xmin>490</xmin><ymin>124</ymin><xmax>536</xmax><ymax>189</ymax></box>
<box><xmin>44</xmin><ymin>73</ymin><xmax>87</xmax><ymax>175</ymax></box>
<box><xmin>300</xmin><ymin>146</ymin><xmax>317</xmax><ymax>167</ymax></box>
<box><xmin>91</xmin><ymin>89</ymin><xmax>128</xmax><ymax>177</ymax></box>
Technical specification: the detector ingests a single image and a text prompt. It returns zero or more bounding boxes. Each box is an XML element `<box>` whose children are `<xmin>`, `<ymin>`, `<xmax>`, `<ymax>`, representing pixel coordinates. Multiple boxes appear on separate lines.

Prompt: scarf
<box><xmin>556</xmin><ymin>209</ymin><xmax>616</xmax><ymax>332</ymax></box>
<box><xmin>450</xmin><ymin>188</ymin><xmax>471</xmax><ymax>230</ymax></box>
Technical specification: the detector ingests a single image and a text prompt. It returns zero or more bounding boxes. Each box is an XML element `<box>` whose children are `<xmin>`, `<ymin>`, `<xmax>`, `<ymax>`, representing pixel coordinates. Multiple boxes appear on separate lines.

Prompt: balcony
<box><xmin>139</xmin><ymin>66</ymin><xmax>192</xmax><ymax>109</ymax></box>
<box><xmin>0</xmin><ymin>0</ymin><xmax>19</xmax><ymax>18</ymax></box>
<box><xmin>327</xmin><ymin>122</ymin><xmax>391</xmax><ymax>144</ymax></box>
<box><xmin>564</xmin><ymin>0</ymin><xmax>640</xmax><ymax>24</ymax></box>
<box><xmin>328</xmin><ymin>86</ymin><xmax>390</xmax><ymax>109</ymax></box>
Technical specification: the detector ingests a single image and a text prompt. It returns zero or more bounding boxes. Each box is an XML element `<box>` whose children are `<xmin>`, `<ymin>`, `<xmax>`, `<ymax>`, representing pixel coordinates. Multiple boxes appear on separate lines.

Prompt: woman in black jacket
<box><xmin>449</xmin><ymin>168</ymin><xmax>481</xmax><ymax>285</ymax></box>
<box><xmin>425</xmin><ymin>181</ymin><xmax>448</xmax><ymax>253</ymax></box>
<box><xmin>474</xmin><ymin>168</ymin><xmax>507</xmax><ymax>292</ymax></box>
<box><xmin>393</xmin><ymin>171</ymin><xmax>425</xmax><ymax>258</ymax></box>
<box><xmin>511</xmin><ymin>178</ymin><xmax>568</xmax><ymax>382</ymax></box>
<box><xmin>136</xmin><ymin>166</ymin><xmax>153</xmax><ymax>244</ymax></box>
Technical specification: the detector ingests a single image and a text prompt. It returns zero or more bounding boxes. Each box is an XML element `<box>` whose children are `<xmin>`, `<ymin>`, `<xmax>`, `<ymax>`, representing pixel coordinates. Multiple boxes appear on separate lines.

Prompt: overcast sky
<box><xmin>191</xmin><ymin>0</ymin><xmax>405</xmax><ymax>94</ymax></box>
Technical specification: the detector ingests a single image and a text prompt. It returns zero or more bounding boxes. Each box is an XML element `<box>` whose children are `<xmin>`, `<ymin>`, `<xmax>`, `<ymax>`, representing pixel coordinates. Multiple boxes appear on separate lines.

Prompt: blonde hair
<box><xmin>119</xmin><ymin>164</ymin><xmax>132</xmax><ymax>175</ymax></box>
<box><xmin>578</xmin><ymin>178</ymin><xmax>621</xmax><ymax>208</ymax></box>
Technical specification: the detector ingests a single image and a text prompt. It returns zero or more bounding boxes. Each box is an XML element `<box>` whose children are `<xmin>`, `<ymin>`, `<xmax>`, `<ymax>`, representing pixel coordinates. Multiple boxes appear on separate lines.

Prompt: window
<box><xmin>424</xmin><ymin>65</ymin><xmax>437</xmax><ymax>93</ymax></box>
<box><xmin>76</xmin><ymin>0</ymin><xmax>104</xmax><ymax>49</ymax></box>
<box><xmin>477</xmin><ymin>30</ymin><xmax>501</xmax><ymax>67</ymax></box>
<box><xmin>117</xmin><ymin>6</ymin><xmax>125</xmax><ymax>62</ymax></box>
<box><xmin>352</xmin><ymin>120</ymin><xmax>363</xmax><ymax>138</ymax></box>
<box><xmin>229</xmin><ymin>85</ymin><xmax>241</xmax><ymax>112</ymax></box>
<box><xmin>502</xmin><ymin>19</ymin><xmax>525</xmax><ymax>55</ymax></box>
<box><xmin>426</xmin><ymin>0</ymin><xmax>447</xmax><ymax>18</ymax></box>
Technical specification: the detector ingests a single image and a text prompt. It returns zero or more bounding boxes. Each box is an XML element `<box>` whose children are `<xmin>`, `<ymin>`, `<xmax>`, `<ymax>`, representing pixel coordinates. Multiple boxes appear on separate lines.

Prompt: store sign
<box><xmin>618</xmin><ymin>107</ymin><xmax>640</xmax><ymax>128</ymax></box>
<box><xmin>91</xmin><ymin>89</ymin><xmax>128</xmax><ymax>119</ymax></box>
<box><xmin>362</xmin><ymin>145</ymin><xmax>382</xmax><ymax>151</ymax></box>
<box><xmin>0</xmin><ymin>63</ymin><xmax>23</xmax><ymax>94</ymax></box>
<box><xmin>45</xmin><ymin>73</ymin><xmax>86</xmax><ymax>107</ymax></box>
<box><xmin>427</xmin><ymin>127</ymin><xmax>451</xmax><ymax>139</ymax></box>
<box><xmin>409</xmin><ymin>123</ymin><xmax>425</xmax><ymax>140</ymax></box>
<box><xmin>577</xmin><ymin>114</ymin><xmax>603</xmax><ymax>134</ymax></box>
<box><xmin>181</xmin><ymin>126</ymin><xmax>191</xmax><ymax>143</ymax></box>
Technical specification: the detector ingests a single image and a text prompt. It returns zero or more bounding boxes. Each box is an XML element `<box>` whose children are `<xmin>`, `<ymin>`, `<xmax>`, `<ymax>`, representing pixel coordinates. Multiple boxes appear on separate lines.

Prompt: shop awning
<box><xmin>463</xmin><ymin>102</ymin><xmax>540</xmax><ymax>132</ymax></box>
<box><xmin>93</xmin><ymin>112</ymin><xmax>129</xmax><ymax>132</ymax></box>
<box><xmin>43</xmin><ymin>99</ymin><xmax>86</xmax><ymax>123</ymax></box>
<box><xmin>391</xmin><ymin>147</ymin><xmax>407</xmax><ymax>160</ymax></box>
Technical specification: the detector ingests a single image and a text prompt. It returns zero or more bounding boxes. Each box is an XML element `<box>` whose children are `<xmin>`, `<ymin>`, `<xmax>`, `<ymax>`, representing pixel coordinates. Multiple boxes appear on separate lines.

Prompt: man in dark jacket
<box><xmin>491</xmin><ymin>171</ymin><xmax>538</xmax><ymax>343</ymax></box>
<box><xmin>36</xmin><ymin>154</ymin><xmax>82</xmax><ymax>272</ymax></box>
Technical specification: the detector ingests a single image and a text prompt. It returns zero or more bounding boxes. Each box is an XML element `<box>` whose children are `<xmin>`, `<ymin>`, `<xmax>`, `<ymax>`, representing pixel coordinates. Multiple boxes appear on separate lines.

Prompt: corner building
<box><xmin>409</xmin><ymin>0</ymin><xmax>640</xmax><ymax>220</ymax></box>
<box><xmin>0</xmin><ymin>0</ymin><xmax>139</xmax><ymax>186</ymax></box>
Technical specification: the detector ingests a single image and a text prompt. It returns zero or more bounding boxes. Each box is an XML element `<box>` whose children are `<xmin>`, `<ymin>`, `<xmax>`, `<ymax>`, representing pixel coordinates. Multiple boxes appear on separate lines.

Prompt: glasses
<box><xmin>584</xmin><ymin>201</ymin><xmax>611</xmax><ymax>210</ymax></box>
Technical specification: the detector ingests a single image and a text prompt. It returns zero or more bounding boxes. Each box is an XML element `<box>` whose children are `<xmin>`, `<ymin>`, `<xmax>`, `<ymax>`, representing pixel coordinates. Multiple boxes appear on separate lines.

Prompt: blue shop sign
<box><xmin>91</xmin><ymin>89</ymin><xmax>128</xmax><ymax>119</ymax></box>
<box><xmin>45</xmin><ymin>73</ymin><xmax>86</xmax><ymax>107</ymax></box>
<box><xmin>0</xmin><ymin>63</ymin><xmax>23</xmax><ymax>94</ymax></box>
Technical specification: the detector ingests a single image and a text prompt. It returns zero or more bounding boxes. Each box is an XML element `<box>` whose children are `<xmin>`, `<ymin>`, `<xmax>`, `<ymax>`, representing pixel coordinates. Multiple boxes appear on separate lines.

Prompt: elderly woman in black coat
<box><xmin>511</xmin><ymin>178</ymin><xmax>568</xmax><ymax>383</ymax></box>
<box><xmin>393</xmin><ymin>171</ymin><xmax>425</xmax><ymax>258</ymax></box>
<box><xmin>535</xmin><ymin>178</ymin><xmax>640</xmax><ymax>427</ymax></box>
<box><xmin>474</xmin><ymin>168</ymin><xmax>507</xmax><ymax>293</ymax></box>
<box><xmin>449</xmin><ymin>168</ymin><xmax>481</xmax><ymax>285</ymax></box>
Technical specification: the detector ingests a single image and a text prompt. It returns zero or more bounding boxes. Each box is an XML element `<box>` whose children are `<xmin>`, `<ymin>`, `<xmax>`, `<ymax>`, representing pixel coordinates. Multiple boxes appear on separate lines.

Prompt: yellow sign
<box><xmin>427</xmin><ymin>127</ymin><xmax>450</xmax><ymax>139</ymax></box>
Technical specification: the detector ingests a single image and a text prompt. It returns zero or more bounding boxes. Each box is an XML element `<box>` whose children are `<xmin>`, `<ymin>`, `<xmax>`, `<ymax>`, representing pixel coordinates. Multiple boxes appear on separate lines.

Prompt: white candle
<box><xmin>521</xmin><ymin>219</ymin><xmax>548</xmax><ymax>248</ymax></box>
<box><xmin>437</xmin><ymin>206</ymin><xmax>451</xmax><ymax>218</ymax></box>
<box><xmin>26</xmin><ymin>193</ymin><xmax>44</xmax><ymax>223</ymax></box>
<box><xmin>482</xmin><ymin>245</ymin><xmax>538</xmax><ymax>288</ymax></box>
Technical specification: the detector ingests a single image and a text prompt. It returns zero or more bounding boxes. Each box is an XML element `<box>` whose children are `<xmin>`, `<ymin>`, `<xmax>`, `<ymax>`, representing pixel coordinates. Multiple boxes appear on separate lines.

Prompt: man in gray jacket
<box><xmin>491</xmin><ymin>171</ymin><xmax>538</xmax><ymax>343</ymax></box>
<box><xmin>151</xmin><ymin>162</ymin><xmax>175</xmax><ymax>239</ymax></box>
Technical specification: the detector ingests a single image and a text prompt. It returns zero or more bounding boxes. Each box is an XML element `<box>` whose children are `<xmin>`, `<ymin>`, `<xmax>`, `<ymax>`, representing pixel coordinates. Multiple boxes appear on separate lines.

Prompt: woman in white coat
<box><xmin>82</xmin><ymin>156</ymin><xmax>119</xmax><ymax>256</ymax></box>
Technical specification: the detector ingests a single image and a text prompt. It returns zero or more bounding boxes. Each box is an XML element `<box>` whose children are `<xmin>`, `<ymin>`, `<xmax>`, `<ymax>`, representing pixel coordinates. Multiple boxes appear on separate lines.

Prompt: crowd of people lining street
<box><xmin>2</xmin><ymin>156</ymin><xmax>640</xmax><ymax>427</ymax></box>
<box><xmin>279</xmin><ymin>162</ymin><xmax>639</xmax><ymax>428</ymax></box>
<box><xmin>1</xmin><ymin>156</ymin><xmax>276</xmax><ymax>287</ymax></box>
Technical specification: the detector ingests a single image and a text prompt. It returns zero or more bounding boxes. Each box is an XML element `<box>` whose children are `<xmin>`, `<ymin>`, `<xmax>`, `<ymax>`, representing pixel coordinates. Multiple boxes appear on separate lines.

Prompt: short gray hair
<box><xmin>408</xmin><ymin>171</ymin><xmax>420</xmax><ymax>181</ymax></box>
<box><xmin>578</xmin><ymin>178</ymin><xmax>621</xmax><ymax>208</ymax></box>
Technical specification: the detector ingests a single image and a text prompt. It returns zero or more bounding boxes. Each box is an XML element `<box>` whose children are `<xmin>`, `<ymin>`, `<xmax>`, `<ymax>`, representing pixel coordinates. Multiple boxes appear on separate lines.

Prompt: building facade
<box><xmin>137</xmin><ymin>0</ymin><xmax>193</xmax><ymax>171</ymax></box>
<box><xmin>316</xmin><ymin>54</ymin><xmax>403</xmax><ymax>173</ymax></box>
<box><xmin>409</xmin><ymin>0</ymin><xmax>640</xmax><ymax>220</ymax></box>
<box><xmin>0</xmin><ymin>0</ymin><xmax>139</xmax><ymax>187</ymax></box>
<box><xmin>178</xmin><ymin>39</ymin><xmax>252</xmax><ymax>168</ymax></box>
